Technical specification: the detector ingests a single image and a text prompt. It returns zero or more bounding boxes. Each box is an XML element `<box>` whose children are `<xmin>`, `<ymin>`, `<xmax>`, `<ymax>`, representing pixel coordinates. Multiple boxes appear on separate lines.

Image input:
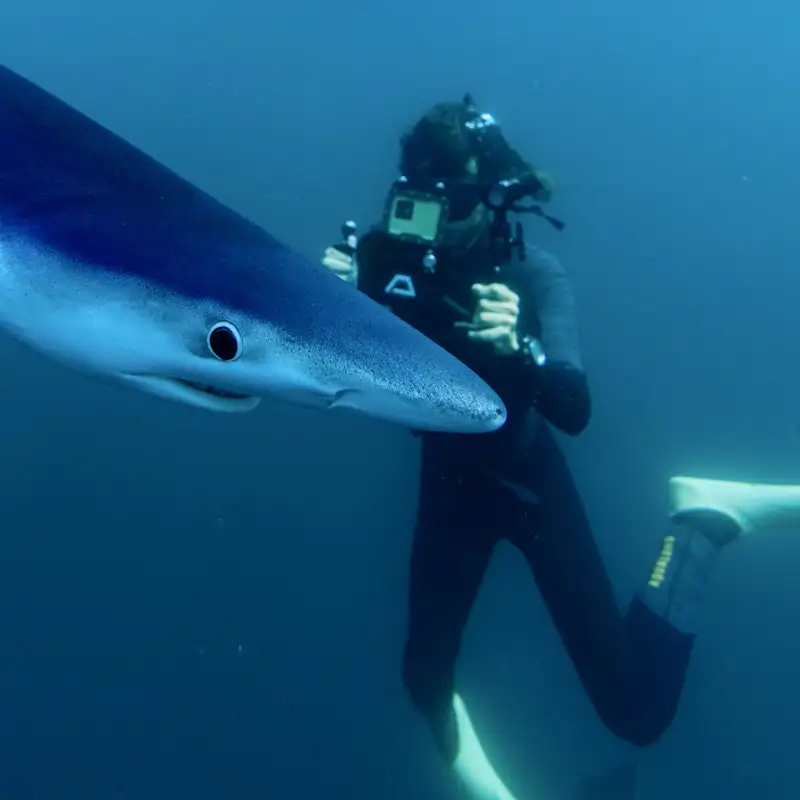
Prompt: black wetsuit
<box><xmin>353</xmin><ymin>227</ymin><xmax>694</xmax><ymax>757</ymax></box>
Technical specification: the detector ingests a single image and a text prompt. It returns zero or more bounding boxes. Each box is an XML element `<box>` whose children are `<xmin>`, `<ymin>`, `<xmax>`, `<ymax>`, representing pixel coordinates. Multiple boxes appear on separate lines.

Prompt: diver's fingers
<box><xmin>322</xmin><ymin>246</ymin><xmax>353</xmax><ymax>269</ymax></box>
<box><xmin>322</xmin><ymin>247</ymin><xmax>355</xmax><ymax>280</ymax></box>
<box><xmin>475</xmin><ymin>310</ymin><xmax>517</xmax><ymax>328</ymax></box>
<box><xmin>476</xmin><ymin>298</ymin><xmax>519</xmax><ymax>316</ymax></box>
<box><xmin>472</xmin><ymin>283</ymin><xmax>519</xmax><ymax>303</ymax></box>
<box><xmin>467</xmin><ymin>325</ymin><xmax>512</xmax><ymax>342</ymax></box>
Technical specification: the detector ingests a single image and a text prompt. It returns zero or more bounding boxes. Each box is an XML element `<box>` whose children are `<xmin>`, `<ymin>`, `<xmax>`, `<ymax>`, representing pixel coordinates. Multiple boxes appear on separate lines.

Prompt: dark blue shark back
<box><xmin>0</xmin><ymin>64</ymin><xmax>340</xmax><ymax>328</ymax></box>
<box><xmin>0</xmin><ymin>65</ymin><xmax>505</xmax><ymax>428</ymax></box>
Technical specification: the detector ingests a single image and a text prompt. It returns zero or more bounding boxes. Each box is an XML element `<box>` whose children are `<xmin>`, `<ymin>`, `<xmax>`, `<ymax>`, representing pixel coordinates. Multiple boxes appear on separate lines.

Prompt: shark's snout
<box><xmin>324</xmin><ymin>383</ymin><xmax>506</xmax><ymax>433</ymax></box>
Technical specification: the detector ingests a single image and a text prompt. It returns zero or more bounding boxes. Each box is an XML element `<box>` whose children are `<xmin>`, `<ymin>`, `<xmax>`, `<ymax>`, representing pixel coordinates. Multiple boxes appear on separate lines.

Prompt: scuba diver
<box><xmin>320</xmin><ymin>95</ymin><xmax>800</xmax><ymax>800</ymax></box>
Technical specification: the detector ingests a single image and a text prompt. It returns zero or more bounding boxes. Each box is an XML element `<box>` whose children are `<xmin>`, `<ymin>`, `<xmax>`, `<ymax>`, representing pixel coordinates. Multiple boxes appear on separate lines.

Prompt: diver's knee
<box><xmin>625</xmin><ymin>726</ymin><xmax>665</xmax><ymax>748</ymax></box>
<box><xmin>600</xmin><ymin>707</ymin><xmax>668</xmax><ymax>748</ymax></box>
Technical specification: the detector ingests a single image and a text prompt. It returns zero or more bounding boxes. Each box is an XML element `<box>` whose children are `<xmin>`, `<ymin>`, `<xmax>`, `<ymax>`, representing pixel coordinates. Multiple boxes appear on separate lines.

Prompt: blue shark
<box><xmin>0</xmin><ymin>65</ymin><xmax>506</xmax><ymax>433</ymax></box>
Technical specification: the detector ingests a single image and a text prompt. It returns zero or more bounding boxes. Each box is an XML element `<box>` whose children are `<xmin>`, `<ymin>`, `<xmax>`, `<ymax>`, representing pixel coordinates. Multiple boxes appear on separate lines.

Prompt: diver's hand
<box><xmin>532</xmin><ymin>168</ymin><xmax>555</xmax><ymax>203</ymax></box>
<box><xmin>454</xmin><ymin>283</ymin><xmax>520</xmax><ymax>356</ymax></box>
<box><xmin>321</xmin><ymin>246</ymin><xmax>357</xmax><ymax>284</ymax></box>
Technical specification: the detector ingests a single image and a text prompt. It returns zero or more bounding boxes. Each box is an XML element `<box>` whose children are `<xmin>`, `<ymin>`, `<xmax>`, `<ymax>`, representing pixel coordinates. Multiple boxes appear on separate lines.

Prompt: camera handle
<box><xmin>487</xmin><ymin>205</ymin><xmax>526</xmax><ymax>273</ymax></box>
<box><xmin>484</xmin><ymin>181</ymin><xmax>565</xmax><ymax>275</ymax></box>
<box><xmin>339</xmin><ymin>220</ymin><xmax>358</xmax><ymax>257</ymax></box>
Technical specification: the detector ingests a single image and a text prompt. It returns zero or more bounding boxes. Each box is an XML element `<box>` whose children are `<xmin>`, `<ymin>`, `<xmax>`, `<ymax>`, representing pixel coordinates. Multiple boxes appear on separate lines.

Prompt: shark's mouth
<box><xmin>122</xmin><ymin>374</ymin><xmax>261</xmax><ymax>412</ymax></box>
<box><xmin>165</xmin><ymin>377</ymin><xmax>260</xmax><ymax>411</ymax></box>
<box><xmin>173</xmin><ymin>378</ymin><xmax>251</xmax><ymax>400</ymax></box>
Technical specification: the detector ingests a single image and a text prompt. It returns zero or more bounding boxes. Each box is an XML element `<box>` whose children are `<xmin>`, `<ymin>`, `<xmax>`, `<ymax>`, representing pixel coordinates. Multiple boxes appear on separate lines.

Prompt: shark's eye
<box><xmin>207</xmin><ymin>322</ymin><xmax>243</xmax><ymax>362</ymax></box>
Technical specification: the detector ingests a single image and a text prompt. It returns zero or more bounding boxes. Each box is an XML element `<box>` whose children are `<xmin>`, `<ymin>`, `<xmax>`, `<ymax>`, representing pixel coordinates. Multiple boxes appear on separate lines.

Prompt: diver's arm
<box><xmin>506</xmin><ymin>353</ymin><xmax>590</xmax><ymax>435</ymax></box>
<box><xmin>507</xmin><ymin>247</ymin><xmax>591</xmax><ymax>436</ymax></box>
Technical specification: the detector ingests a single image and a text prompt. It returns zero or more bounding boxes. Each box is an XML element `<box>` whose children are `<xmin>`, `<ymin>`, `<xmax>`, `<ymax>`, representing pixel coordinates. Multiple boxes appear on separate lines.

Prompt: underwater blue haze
<box><xmin>0</xmin><ymin>1</ymin><xmax>798</xmax><ymax>797</ymax></box>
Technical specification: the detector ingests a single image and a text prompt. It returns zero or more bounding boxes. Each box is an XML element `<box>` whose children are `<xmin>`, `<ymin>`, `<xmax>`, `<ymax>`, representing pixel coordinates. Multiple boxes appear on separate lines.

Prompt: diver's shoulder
<box><xmin>523</xmin><ymin>243</ymin><xmax>567</xmax><ymax>273</ymax></box>
<box><xmin>512</xmin><ymin>244</ymin><xmax>572</xmax><ymax>290</ymax></box>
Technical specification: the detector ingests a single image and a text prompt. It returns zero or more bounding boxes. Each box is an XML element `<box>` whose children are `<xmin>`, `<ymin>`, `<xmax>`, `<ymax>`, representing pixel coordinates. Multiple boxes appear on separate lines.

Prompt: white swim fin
<box><xmin>671</xmin><ymin>476</ymin><xmax>800</xmax><ymax>536</ymax></box>
<box><xmin>451</xmin><ymin>693</ymin><xmax>518</xmax><ymax>800</ymax></box>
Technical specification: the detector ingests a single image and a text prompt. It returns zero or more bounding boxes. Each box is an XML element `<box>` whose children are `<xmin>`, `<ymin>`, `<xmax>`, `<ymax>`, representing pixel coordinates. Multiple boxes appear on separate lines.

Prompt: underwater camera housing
<box><xmin>383</xmin><ymin>174</ymin><xmax>563</xmax><ymax>249</ymax></box>
<box><xmin>380</xmin><ymin>171</ymin><xmax>566</xmax><ymax>288</ymax></box>
<box><xmin>382</xmin><ymin>177</ymin><xmax>451</xmax><ymax>247</ymax></box>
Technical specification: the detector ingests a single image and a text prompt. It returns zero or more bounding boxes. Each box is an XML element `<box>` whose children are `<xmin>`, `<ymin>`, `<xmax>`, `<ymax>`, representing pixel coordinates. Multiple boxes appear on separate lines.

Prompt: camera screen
<box><xmin>395</xmin><ymin>198</ymin><xmax>415</xmax><ymax>221</ymax></box>
<box><xmin>387</xmin><ymin>194</ymin><xmax>444</xmax><ymax>242</ymax></box>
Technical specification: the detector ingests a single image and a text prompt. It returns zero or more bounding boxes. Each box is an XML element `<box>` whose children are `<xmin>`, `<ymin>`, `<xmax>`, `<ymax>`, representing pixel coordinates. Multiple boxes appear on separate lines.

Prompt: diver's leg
<box><xmin>638</xmin><ymin>475</ymin><xmax>800</xmax><ymax>639</ymax></box>
<box><xmin>515</xmin><ymin>426</ymin><xmax>800</xmax><ymax>746</ymax></box>
<box><xmin>629</xmin><ymin>505</ymin><xmax>740</xmax><ymax>737</ymax></box>
<box><xmin>509</xmin><ymin>424</ymin><xmax>668</xmax><ymax>745</ymax></box>
<box><xmin>630</xmin><ymin>476</ymin><xmax>800</xmax><ymax>737</ymax></box>
<box><xmin>403</xmin><ymin>447</ymin><xmax>516</xmax><ymax>800</ymax></box>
